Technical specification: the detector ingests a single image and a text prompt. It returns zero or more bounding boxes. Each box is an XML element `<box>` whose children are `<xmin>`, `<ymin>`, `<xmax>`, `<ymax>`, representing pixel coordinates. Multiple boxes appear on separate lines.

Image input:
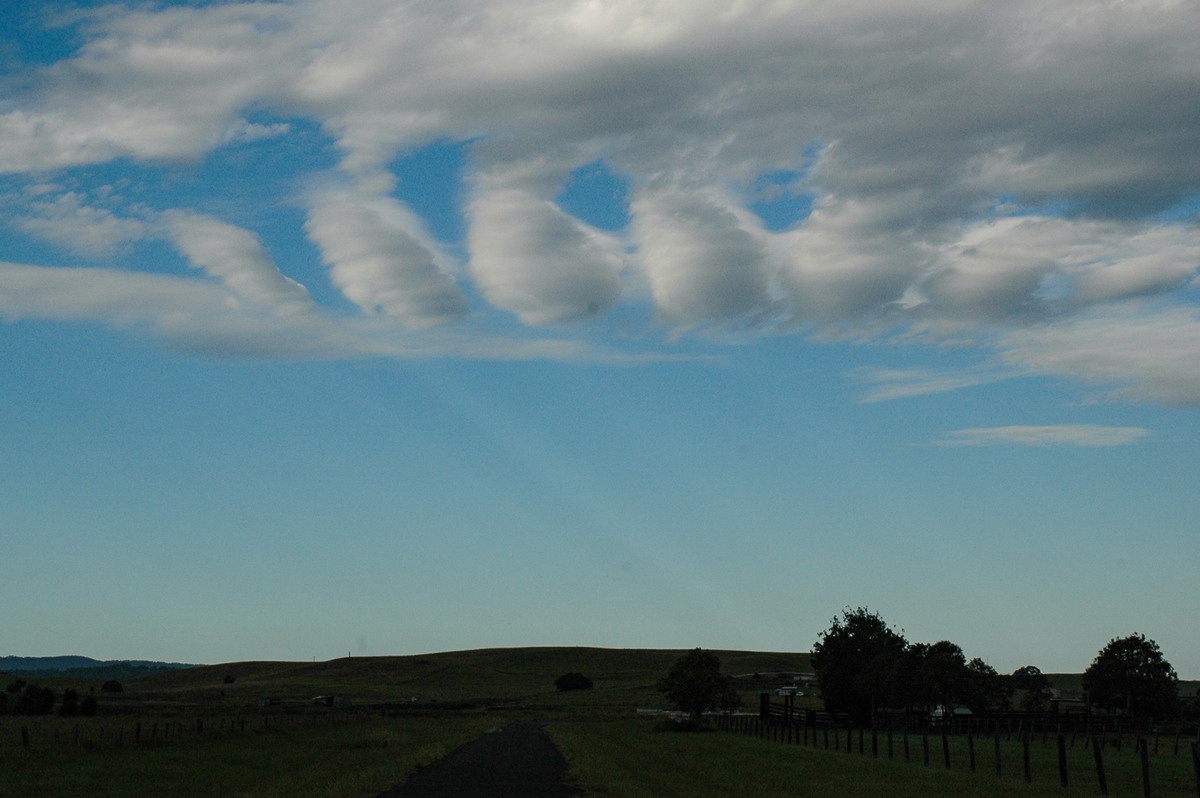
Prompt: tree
<box><xmin>962</xmin><ymin>657</ymin><xmax>1010</xmax><ymax>714</ymax></box>
<box><xmin>656</xmin><ymin>648</ymin><xmax>741</xmax><ymax>724</ymax></box>
<box><xmin>554</xmin><ymin>672</ymin><xmax>593</xmax><ymax>691</ymax></box>
<box><xmin>100</xmin><ymin>679</ymin><xmax>124</xmax><ymax>693</ymax></box>
<box><xmin>811</xmin><ymin>607</ymin><xmax>907</xmax><ymax>715</ymax></box>
<box><xmin>1083</xmin><ymin>633</ymin><xmax>1179</xmax><ymax>718</ymax></box>
<box><xmin>1010</xmin><ymin>665</ymin><xmax>1052</xmax><ymax>712</ymax></box>
<box><xmin>59</xmin><ymin>688</ymin><xmax>80</xmax><ymax>717</ymax></box>
<box><xmin>919</xmin><ymin>641</ymin><xmax>969</xmax><ymax>713</ymax></box>
<box><xmin>1009</xmin><ymin>665</ymin><xmax>1050</xmax><ymax>693</ymax></box>
<box><xmin>12</xmin><ymin>683</ymin><xmax>54</xmax><ymax>715</ymax></box>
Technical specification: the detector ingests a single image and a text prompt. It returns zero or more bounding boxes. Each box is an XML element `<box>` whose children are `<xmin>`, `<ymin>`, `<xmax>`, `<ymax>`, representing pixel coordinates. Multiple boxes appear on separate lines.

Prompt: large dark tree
<box><xmin>1010</xmin><ymin>665</ymin><xmax>1052</xmax><ymax>712</ymax></box>
<box><xmin>1083</xmin><ymin>633</ymin><xmax>1179</xmax><ymax>718</ymax></box>
<box><xmin>656</xmin><ymin>648</ymin><xmax>741</xmax><ymax>723</ymax></box>
<box><xmin>811</xmin><ymin>607</ymin><xmax>907</xmax><ymax>715</ymax></box>
<box><xmin>962</xmin><ymin>657</ymin><xmax>1010</xmax><ymax>714</ymax></box>
<box><xmin>1009</xmin><ymin>665</ymin><xmax>1050</xmax><ymax>693</ymax></box>
<box><xmin>920</xmin><ymin>641</ymin><xmax>969</xmax><ymax>713</ymax></box>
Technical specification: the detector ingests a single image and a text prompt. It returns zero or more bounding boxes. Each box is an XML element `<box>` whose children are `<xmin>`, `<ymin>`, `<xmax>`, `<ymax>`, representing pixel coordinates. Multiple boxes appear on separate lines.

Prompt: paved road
<box><xmin>375</xmin><ymin>720</ymin><xmax>583</xmax><ymax>798</ymax></box>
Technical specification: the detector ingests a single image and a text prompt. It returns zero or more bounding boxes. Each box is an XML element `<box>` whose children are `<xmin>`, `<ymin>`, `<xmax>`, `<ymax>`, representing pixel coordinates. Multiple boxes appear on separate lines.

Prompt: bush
<box><xmin>13</xmin><ymin>684</ymin><xmax>55</xmax><ymax>715</ymax></box>
<box><xmin>59</xmin><ymin>688</ymin><xmax>81</xmax><ymax>716</ymax></box>
<box><xmin>100</xmin><ymin>679</ymin><xmax>124</xmax><ymax>693</ymax></box>
<box><xmin>555</xmin><ymin>672</ymin><xmax>594</xmax><ymax>691</ymax></box>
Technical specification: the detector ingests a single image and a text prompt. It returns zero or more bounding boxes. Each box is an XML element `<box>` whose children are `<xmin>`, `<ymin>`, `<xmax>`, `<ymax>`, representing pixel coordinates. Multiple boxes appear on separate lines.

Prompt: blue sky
<box><xmin>1</xmin><ymin>0</ymin><xmax>1198</xmax><ymax>679</ymax></box>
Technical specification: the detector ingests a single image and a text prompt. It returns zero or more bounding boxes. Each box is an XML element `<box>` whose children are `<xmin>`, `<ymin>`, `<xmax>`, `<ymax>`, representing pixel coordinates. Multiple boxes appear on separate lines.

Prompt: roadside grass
<box><xmin>550</xmin><ymin>717</ymin><xmax>1200</xmax><ymax>797</ymax></box>
<box><xmin>0</xmin><ymin>714</ymin><xmax>496</xmax><ymax>798</ymax></box>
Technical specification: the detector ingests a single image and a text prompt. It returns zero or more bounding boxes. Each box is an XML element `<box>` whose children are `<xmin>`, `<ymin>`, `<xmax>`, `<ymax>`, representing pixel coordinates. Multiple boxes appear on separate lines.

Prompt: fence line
<box><xmin>715</xmin><ymin>698</ymin><xmax>1200</xmax><ymax>797</ymax></box>
<box><xmin>0</xmin><ymin>707</ymin><xmax>371</xmax><ymax>757</ymax></box>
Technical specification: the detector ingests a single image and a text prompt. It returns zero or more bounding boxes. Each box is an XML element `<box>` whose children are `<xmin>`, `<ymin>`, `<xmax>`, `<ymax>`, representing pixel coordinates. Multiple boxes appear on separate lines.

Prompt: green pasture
<box><xmin>0</xmin><ymin>713</ymin><xmax>496</xmax><ymax>798</ymax></box>
<box><xmin>551</xmin><ymin>717</ymin><xmax>1200</xmax><ymax>797</ymax></box>
<box><xmin>3</xmin><ymin>648</ymin><xmax>1195</xmax><ymax>796</ymax></box>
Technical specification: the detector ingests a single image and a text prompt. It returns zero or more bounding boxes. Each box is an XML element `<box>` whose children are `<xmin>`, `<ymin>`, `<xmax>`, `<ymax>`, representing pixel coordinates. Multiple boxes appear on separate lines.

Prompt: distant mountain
<box><xmin>1</xmin><ymin>656</ymin><xmax>199</xmax><ymax>678</ymax></box>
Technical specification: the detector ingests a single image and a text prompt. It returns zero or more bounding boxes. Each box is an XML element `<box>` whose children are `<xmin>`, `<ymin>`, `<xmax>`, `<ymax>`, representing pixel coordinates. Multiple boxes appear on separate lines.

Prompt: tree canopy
<box><xmin>656</xmin><ymin>648</ymin><xmax>741</xmax><ymax>723</ymax></box>
<box><xmin>811</xmin><ymin>609</ymin><xmax>1008</xmax><ymax>716</ymax></box>
<box><xmin>810</xmin><ymin>607</ymin><xmax>907</xmax><ymax>715</ymax></box>
<box><xmin>1083</xmin><ymin>633</ymin><xmax>1178</xmax><ymax>718</ymax></box>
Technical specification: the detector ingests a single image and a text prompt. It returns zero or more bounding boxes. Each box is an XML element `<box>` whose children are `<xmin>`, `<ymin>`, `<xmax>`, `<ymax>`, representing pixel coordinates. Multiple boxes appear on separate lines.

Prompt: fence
<box><xmin>0</xmin><ymin>707</ymin><xmax>364</xmax><ymax>757</ymax></box>
<box><xmin>711</xmin><ymin>696</ymin><xmax>1200</xmax><ymax>796</ymax></box>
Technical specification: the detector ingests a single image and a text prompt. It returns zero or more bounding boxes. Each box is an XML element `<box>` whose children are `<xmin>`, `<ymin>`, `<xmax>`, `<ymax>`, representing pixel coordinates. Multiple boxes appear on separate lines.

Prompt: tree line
<box><xmin>0</xmin><ymin>678</ymin><xmax>124</xmax><ymax>717</ymax></box>
<box><xmin>652</xmin><ymin>608</ymin><xmax>1189</xmax><ymax>725</ymax></box>
<box><xmin>811</xmin><ymin>607</ymin><xmax>1187</xmax><ymax>720</ymax></box>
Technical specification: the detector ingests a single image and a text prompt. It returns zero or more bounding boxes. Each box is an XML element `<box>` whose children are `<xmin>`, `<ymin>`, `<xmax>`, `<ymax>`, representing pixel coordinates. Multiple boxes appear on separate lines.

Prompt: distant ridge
<box><xmin>1</xmin><ymin>655</ymin><xmax>199</xmax><ymax>677</ymax></box>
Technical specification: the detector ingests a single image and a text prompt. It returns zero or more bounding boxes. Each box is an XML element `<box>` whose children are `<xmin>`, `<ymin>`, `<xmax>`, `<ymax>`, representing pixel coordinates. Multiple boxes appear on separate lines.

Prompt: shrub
<box><xmin>555</xmin><ymin>672</ymin><xmax>594</xmax><ymax>691</ymax></box>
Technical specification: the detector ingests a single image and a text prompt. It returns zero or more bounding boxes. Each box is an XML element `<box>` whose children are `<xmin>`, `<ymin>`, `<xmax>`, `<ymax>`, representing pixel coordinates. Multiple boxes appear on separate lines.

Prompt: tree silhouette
<box><xmin>1083</xmin><ymin>633</ymin><xmax>1178</xmax><ymax>718</ymax></box>
<box><xmin>811</xmin><ymin>607</ymin><xmax>907</xmax><ymax>715</ymax></box>
<box><xmin>554</xmin><ymin>672</ymin><xmax>593</xmax><ymax>691</ymax></box>
<box><xmin>656</xmin><ymin>648</ymin><xmax>740</xmax><ymax>724</ymax></box>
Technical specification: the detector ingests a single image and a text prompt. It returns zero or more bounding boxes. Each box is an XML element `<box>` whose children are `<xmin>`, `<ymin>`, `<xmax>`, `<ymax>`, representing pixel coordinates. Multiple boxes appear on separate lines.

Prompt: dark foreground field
<box><xmin>3</xmin><ymin>647</ymin><xmax>1197</xmax><ymax>797</ymax></box>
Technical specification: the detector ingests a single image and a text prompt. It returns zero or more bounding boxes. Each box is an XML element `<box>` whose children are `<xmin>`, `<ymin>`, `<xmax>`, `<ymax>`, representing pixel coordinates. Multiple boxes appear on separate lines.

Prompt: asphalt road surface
<box><xmin>375</xmin><ymin>720</ymin><xmax>584</xmax><ymax>798</ymax></box>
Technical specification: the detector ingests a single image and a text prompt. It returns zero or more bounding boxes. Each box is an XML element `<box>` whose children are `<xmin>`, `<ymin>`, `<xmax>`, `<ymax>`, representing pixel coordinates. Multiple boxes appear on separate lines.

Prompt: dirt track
<box><xmin>374</xmin><ymin>720</ymin><xmax>583</xmax><ymax>798</ymax></box>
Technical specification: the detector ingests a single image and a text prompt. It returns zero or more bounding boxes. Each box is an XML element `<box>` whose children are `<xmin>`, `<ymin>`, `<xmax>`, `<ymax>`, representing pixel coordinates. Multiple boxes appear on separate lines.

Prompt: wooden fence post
<box><xmin>968</xmin><ymin>730</ymin><xmax>976</xmax><ymax>772</ymax></box>
<box><xmin>21</xmin><ymin>726</ymin><xmax>30</xmax><ymax>751</ymax></box>
<box><xmin>994</xmin><ymin>729</ymin><xmax>1003</xmax><ymax>777</ymax></box>
<box><xmin>1191</xmin><ymin>741</ymin><xmax>1200</xmax><ymax>798</ymax></box>
<box><xmin>922</xmin><ymin>729</ymin><xmax>930</xmax><ymax>767</ymax></box>
<box><xmin>1023</xmin><ymin>733</ymin><xmax>1032</xmax><ymax>783</ymax></box>
<box><xmin>1140</xmin><ymin>737</ymin><xmax>1152</xmax><ymax>798</ymax></box>
<box><xmin>1058</xmin><ymin>734</ymin><xmax>1069</xmax><ymax>787</ymax></box>
<box><xmin>942</xmin><ymin>729</ymin><xmax>951</xmax><ymax>769</ymax></box>
<box><xmin>1093</xmin><ymin>737</ymin><xmax>1109</xmax><ymax>795</ymax></box>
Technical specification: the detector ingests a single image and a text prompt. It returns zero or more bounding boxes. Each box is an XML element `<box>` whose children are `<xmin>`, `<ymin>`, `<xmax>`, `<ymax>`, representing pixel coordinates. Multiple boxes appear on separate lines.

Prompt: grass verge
<box><xmin>0</xmin><ymin>714</ymin><xmax>497</xmax><ymax>798</ymax></box>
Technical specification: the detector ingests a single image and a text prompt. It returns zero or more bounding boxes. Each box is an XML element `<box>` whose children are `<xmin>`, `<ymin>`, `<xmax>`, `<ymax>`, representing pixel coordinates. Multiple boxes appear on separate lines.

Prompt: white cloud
<box><xmin>632</xmin><ymin>187</ymin><xmax>772</xmax><ymax>327</ymax></box>
<box><xmin>0</xmin><ymin>259</ymin><xmax>655</xmax><ymax>363</ymax></box>
<box><xmin>1000</xmin><ymin>306</ymin><xmax>1200</xmax><ymax>405</ymax></box>
<box><xmin>0</xmin><ymin>0</ymin><xmax>1196</xmax><ymax>399</ymax></box>
<box><xmin>936</xmin><ymin>425</ymin><xmax>1152</xmax><ymax>447</ymax></box>
<box><xmin>852</xmin><ymin>366</ymin><xmax>1011</xmax><ymax>403</ymax></box>
<box><xmin>164</xmin><ymin>212</ymin><xmax>316</xmax><ymax>317</ymax></box>
<box><xmin>0</xmin><ymin>3</ymin><xmax>300</xmax><ymax>171</ymax></box>
<box><xmin>12</xmin><ymin>192</ymin><xmax>146</xmax><ymax>256</ymax></box>
<box><xmin>304</xmin><ymin>197</ymin><xmax>469</xmax><ymax>329</ymax></box>
<box><xmin>468</xmin><ymin>188</ymin><xmax>623</xmax><ymax>325</ymax></box>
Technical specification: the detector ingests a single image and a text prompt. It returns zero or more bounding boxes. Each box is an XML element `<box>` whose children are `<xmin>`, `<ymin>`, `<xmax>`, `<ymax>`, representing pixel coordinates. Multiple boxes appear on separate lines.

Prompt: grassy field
<box><xmin>108</xmin><ymin>646</ymin><xmax>809</xmax><ymax>712</ymax></box>
<box><xmin>551</xmin><ymin>717</ymin><xmax>1200</xmax><ymax>797</ymax></box>
<box><xmin>2</xmin><ymin>648</ymin><xmax>1195</xmax><ymax>797</ymax></box>
<box><xmin>0</xmin><ymin>713</ymin><xmax>497</xmax><ymax>798</ymax></box>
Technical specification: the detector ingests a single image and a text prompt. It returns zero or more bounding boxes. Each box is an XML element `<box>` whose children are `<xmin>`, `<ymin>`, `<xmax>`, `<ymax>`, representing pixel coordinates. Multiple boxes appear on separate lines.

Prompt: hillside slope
<box><xmin>122</xmin><ymin>647</ymin><xmax>812</xmax><ymax>711</ymax></box>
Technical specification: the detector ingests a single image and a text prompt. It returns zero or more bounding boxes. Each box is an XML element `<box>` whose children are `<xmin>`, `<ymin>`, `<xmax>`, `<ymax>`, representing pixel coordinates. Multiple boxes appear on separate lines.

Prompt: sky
<box><xmin>1</xmin><ymin>0</ymin><xmax>1198</xmax><ymax>679</ymax></box>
